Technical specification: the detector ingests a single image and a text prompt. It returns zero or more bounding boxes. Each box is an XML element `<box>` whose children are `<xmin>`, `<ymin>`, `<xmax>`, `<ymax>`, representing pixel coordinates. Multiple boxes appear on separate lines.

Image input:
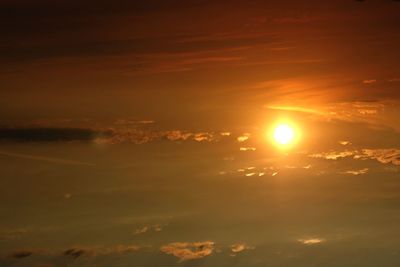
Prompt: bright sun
<box><xmin>273</xmin><ymin>124</ymin><xmax>295</xmax><ymax>146</ymax></box>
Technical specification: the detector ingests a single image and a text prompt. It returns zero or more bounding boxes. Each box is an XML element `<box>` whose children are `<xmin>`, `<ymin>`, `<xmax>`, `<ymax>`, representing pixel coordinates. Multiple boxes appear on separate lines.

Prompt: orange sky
<box><xmin>0</xmin><ymin>1</ymin><xmax>400</xmax><ymax>267</ymax></box>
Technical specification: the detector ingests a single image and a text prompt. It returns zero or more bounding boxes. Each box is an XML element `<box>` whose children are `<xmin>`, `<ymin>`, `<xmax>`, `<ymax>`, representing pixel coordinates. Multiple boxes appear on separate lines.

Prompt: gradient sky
<box><xmin>1</xmin><ymin>1</ymin><xmax>400</xmax><ymax>267</ymax></box>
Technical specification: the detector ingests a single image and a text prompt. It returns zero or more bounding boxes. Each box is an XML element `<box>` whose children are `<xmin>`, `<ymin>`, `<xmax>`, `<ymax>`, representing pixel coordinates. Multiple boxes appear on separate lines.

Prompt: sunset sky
<box><xmin>1</xmin><ymin>1</ymin><xmax>400</xmax><ymax>266</ymax></box>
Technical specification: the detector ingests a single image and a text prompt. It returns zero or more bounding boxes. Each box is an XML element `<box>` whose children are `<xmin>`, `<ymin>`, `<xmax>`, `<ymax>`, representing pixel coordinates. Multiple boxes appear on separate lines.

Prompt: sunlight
<box><xmin>273</xmin><ymin>124</ymin><xmax>294</xmax><ymax>145</ymax></box>
<box><xmin>269</xmin><ymin>121</ymin><xmax>300</xmax><ymax>149</ymax></box>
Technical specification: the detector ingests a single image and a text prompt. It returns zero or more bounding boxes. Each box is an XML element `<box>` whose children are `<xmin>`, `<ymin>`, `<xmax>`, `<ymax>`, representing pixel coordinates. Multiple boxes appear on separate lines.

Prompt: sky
<box><xmin>1</xmin><ymin>1</ymin><xmax>400</xmax><ymax>266</ymax></box>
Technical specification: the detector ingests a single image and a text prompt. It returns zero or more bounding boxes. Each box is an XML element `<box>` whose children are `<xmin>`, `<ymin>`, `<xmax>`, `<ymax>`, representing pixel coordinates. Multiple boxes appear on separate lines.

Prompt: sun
<box><xmin>269</xmin><ymin>121</ymin><xmax>300</xmax><ymax>148</ymax></box>
<box><xmin>273</xmin><ymin>124</ymin><xmax>295</xmax><ymax>145</ymax></box>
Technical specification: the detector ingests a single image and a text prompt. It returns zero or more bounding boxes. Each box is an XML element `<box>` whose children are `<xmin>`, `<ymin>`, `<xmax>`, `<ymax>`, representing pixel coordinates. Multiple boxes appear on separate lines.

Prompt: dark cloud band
<box><xmin>0</xmin><ymin>127</ymin><xmax>105</xmax><ymax>142</ymax></box>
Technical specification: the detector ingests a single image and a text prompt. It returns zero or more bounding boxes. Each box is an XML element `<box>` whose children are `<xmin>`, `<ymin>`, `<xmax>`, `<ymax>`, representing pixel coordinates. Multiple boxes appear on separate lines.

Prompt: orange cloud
<box><xmin>230</xmin><ymin>243</ymin><xmax>254</xmax><ymax>256</ymax></box>
<box><xmin>160</xmin><ymin>241</ymin><xmax>214</xmax><ymax>261</ymax></box>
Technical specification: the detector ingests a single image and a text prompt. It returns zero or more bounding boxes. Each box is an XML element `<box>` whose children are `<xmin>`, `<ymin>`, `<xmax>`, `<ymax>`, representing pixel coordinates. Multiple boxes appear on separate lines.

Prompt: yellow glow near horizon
<box><xmin>273</xmin><ymin>124</ymin><xmax>295</xmax><ymax>145</ymax></box>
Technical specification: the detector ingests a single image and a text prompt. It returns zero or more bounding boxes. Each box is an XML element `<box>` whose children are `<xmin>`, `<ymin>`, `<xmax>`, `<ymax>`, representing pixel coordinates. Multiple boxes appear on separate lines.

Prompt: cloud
<box><xmin>298</xmin><ymin>238</ymin><xmax>325</xmax><ymax>245</ymax></box>
<box><xmin>357</xmin><ymin>149</ymin><xmax>400</xmax><ymax>166</ymax></box>
<box><xmin>363</xmin><ymin>79</ymin><xmax>377</xmax><ymax>84</ymax></box>
<box><xmin>324</xmin><ymin>101</ymin><xmax>392</xmax><ymax>125</ymax></box>
<box><xmin>124</xmin><ymin>53</ymin><xmax>245</xmax><ymax>75</ymax></box>
<box><xmin>193</xmin><ymin>132</ymin><xmax>214</xmax><ymax>142</ymax></box>
<box><xmin>160</xmin><ymin>241</ymin><xmax>214</xmax><ymax>261</ymax></box>
<box><xmin>95</xmin><ymin>129</ymin><xmax>220</xmax><ymax>144</ymax></box>
<box><xmin>266</xmin><ymin>105</ymin><xmax>324</xmax><ymax>115</ymax></box>
<box><xmin>8</xmin><ymin>250</ymin><xmax>34</xmax><ymax>259</ymax></box>
<box><xmin>63</xmin><ymin>245</ymin><xmax>141</xmax><ymax>259</ymax></box>
<box><xmin>343</xmin><ymin>168</ymin><xmax>369</xmax><ymax>175</ymax></box>
<box><xmin>0</xmin><ymin>126</ymin><xmax>226</xmax><ymax>145</ymax></box>
<box><xmin>240</xmin><ymin>147</ymin><xmax>256</xmax><ymax>151</ymax></box>
<box><xmin>230</xmin><ymin>243</ymin><xmax>254</xmax><ymax>256</ymax></box>
<box><xmin>237</xmin><ymin>133</ymin><xmax>250</xmax><ymax>142</ymax></box>
<box><xmin>266</xmin><ymin>97</ymin><xmax>399</xmax><ymax>132</ymax></box>
<box><xmin>134</xmin><ymin>226</ymin><xmax>149</xmax><ymax>235</ymax></box>
<box><xmin>0</xmin><ymin>127</ymin><xmax>105</xmax><ymax>142</ymax></box>
<box><xmin>310</xmin><ymin>149</ymin><xmax>400</xmax><ymax>166</ymax></box>
<box><xmin>0</xmin><ymin>0</ymin><xmax>277</xmax><ymax>69</ymax></box>
<box><xmin>114</xmin><ymin>119</ymin><xmax>155</xmax><ymax>125</ymax></box>
<box><xmin>134</xmin><ymin>224</ymin><xmax>163</xmax><ymax>235</ymax></box>
<box><xmin>63</xmin><ymin>248</ymin><xmax>88</xmax><ymax>259</ymax></box>
<box><xmin>339</xmin><ymin>141</ymin><xmax>351</xmax><ymax>146</ymax></box>
<box><xmin>309</xmin><ymin>150</ymin><xmax>356</xmax><ymax>160</ymax></box>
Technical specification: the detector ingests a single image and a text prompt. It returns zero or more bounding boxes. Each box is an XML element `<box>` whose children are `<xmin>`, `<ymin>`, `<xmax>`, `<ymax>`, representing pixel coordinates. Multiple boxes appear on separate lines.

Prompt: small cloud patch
<box><xmin>8</xmin><ymin>250</ymin><xmax>34</xmax><ymax>259</ymax></box>
<box><xmin>160</xmin><ymin>241</ymin><xmax>214</xmax><ymax>261</ymax></box>
<box><xmin>362</xmin><ymin>79</ymin><xmax>377</xmax><ymax>84</ymax></box>
<box><xmin>298</xmin><ymin>238</ymin><xmax>325</xmax><ymax>245</ymax></box>
<box><xmin>240</xmin><ymin>147</ymin><xmax>256</xmax><ymax>151</ymax></box>
<box><xmin>230</xmin><ymin>243</ymin><xmax>254</xmax><ymax>256</ymax></box>
<box><xmin>134</xmin><ymin>224</ymin><xmax>163</xmax><ymax>235</ymax></box>
<box><xmin>343</xmin><ymin>168</ymin><xmax>369</xmax><ymax>175</ymax></box>
<box><xmin>237</xmin><ymin>133</ymin><xmax>250</xmax><ymax>142</ymax></box>
<box><xmin>339</xmin><ymin>141</ymin><xmax>351</xmax><ymax>146</ymax></box>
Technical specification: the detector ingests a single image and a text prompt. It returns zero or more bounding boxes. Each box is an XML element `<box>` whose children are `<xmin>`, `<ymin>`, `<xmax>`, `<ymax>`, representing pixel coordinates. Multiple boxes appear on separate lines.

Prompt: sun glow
<box><xmin>274</xmin><ymin>124</ymin><xmax>295</xmax><ymax>145</ymax></box>
<box><xmin>269</xmin><ymin>121</ymin><xmax>300</xmax><ymax>148</ymax></box>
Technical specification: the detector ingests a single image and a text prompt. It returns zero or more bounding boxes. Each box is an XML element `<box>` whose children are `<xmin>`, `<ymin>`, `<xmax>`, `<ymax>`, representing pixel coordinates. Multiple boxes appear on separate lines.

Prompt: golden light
<box><xmin>273</xmin><ymin>124</ymin><xmax>295</xmax><ymax>145</ymax></box>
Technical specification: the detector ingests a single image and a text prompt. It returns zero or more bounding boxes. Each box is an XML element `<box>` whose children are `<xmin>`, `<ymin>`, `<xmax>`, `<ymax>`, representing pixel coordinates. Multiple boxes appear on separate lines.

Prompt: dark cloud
<box><xmin>0</xmin><ymin>127</ymin><xmax>108</xmax><ymax>142</ymax></box>
<box><xmin>0</xmin><ymin>126</ymin><xmax>227</xmax><ymax>144</ymax></box>
<box><xmin>63</xmin><ymin>248</ymin><xmax>88</xmax><ymax>259</ymax></box>
<box><xmin>8</xmin><ymin>250</ymin><xmax>33</xmax><ymax>259</ymax></box>
<box><xmin>62</xmin><ymin>245</ymin><xmax>141</xmax><ymax>259</ymax></box>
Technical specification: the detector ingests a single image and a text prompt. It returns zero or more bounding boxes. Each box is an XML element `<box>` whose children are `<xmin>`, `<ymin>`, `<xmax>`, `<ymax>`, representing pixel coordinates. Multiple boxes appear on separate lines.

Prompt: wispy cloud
<box><xmin>363</xmin><ymin>79</ymin><xmax>377</xmax><ymax>84</ymax></box>
<box><xmin>266</xmin><ymin>105</ymin><xmax>325</xmax><ymax>115</ymax></box>
<box><xmin>160</xmin><ymin>241</ymin><xmax>214</xmax><ymax>261</ymax></box>
<box><xmin>298</xmin><ymin>238</ymin><xmax>325</xmax><ymax>245</ymax></box>
<box><xmin>343</xmin><ymin>168</ymin><xmax>369</xmax><ymax>175</ymax></box>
